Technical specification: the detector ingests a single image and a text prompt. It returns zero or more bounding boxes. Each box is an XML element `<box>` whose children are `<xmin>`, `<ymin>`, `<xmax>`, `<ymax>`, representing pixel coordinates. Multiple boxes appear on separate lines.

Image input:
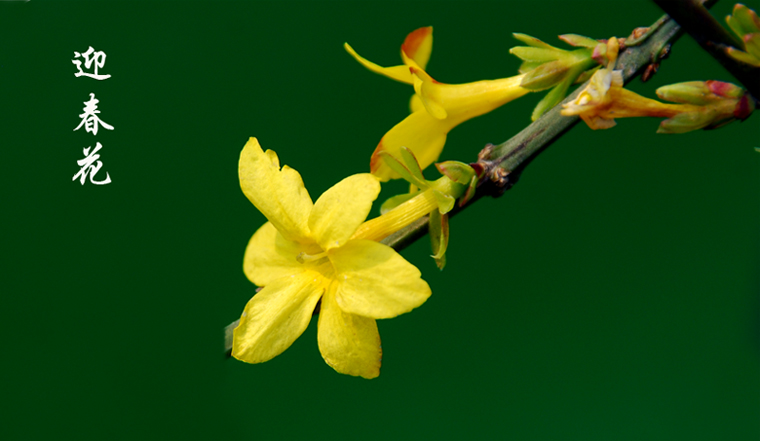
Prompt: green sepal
<box><xmin>725</xmin><ymin>46</ymin><xmax>760</xmax><ymax>66</ymax></box>
<box><xmin>520</xmin><ymin>59</ymin><xmax>568</xmax><ymax>91</ymax></box>
<box><xmin>435</xmin><ymin>161</ymin><xmax>476</xmax><ymax>186</ymax></box>
<box><xmin>733</xmin><ymin>4</ymin><xmax>760</xmax><ymax>35</ymax></box>
<box><xmin>726</xmin><ymin>14</ymin><xmax>746</xmax><ymax>39</ymax></box>
<box><xmin>657</xmin><ymin>110</ymin><xmax>718</xmax><ymax>134</ymax></box>
<box><xmin>656</xmin><ymin>81</ymin><xmax>713</xmax><ymax>105</ymax></box>
<box><xmin>512</xmin><ymin>33</ymin><xmax>560</xmax><ymax>50</ymax></box>
<box><xmin>531</xmin><ymin>74</ymin><xmax>574</xmax><ymax>120</ymax></box>
<box><xmin>530</xmin><ymin>59</ymin><xmax>593</xmax><ymax>121</ymax></box>
<box><xmin>558</xmin><ymin>34</ymin><xmax>600</xmax><ymax>48</ymax></box>
<box><xmin>461</xmin><ymin>175</ymin><xmax>477</xmax><ymax>207</ymax></box>
<box><xmin>399</xmin><ymin>146</ymin><xmax>428</xmax><ymax>185</ymax></box>
<box><xmin>432</xmin><ymin>190</ymin><xmax>455</xmax><ymax>215</ymax></box>
<box><xmin>744</xmin><ymin>33</ymin><xmax>760</xmax><ymax>59</ymax></box>
<box><xmin>378</xmin><ymin>150</ymin><xmax>429</xmax><ymax>190</ymax></box>
<box><xmin>428</xmin><ymin>209</ymin><xmax>449</xmax><ymax>270</ymax></box>
<box><xmin>380</xmin><ymin>192</ymin><xmax>419</xmax><ymax>215</ymax></box>
<box><xmin>519</xmin><ymin>60</ymin><xmax>544</xmax><ymax>74</ymax></box>
<box><xmin>509</xmin><ymin>46</ymin><xmax>568</xmax><ymax>62</ymax></box>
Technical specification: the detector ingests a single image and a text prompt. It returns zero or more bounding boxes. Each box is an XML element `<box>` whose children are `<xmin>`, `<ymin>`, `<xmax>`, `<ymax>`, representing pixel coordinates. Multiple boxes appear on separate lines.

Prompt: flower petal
<box><xmin>409</xmin><ymin>94</ymin><xmax>424</xmax><ymax>113</ymax></box>
<box><xmin>411</xmin><ymin>69</ymin><xmax>529</xmax><ymax>119</ymax></box>
<box><xmin>370</xmin><ymin>109</ymin><xmax>451</xmax><ymax>181</ymax></box>
<box><xmin>317</xmin><ymin>283</ymin><xmax>381</xmax><ymax>379</ymax></box>
<box><xmin>412</xmin><ymin>70</ymin><xmax>448</xmax><ymax>120</ymax></box>
<box><xmin>309</xmin><ymin>174</ymin><xmax>381</xmax><ymax>251</ymax></box>
<box><xmin>344</xmin><ymin>42</ymin><xmax>413</xmax><ymax>84</ymax></box>
<box><xmin>330</xmin><ymin>239</ymin><xmax>431</xmax><ymax>319</ymax></box>
<box><xmin>243</xmin><ymin>222</ymin><xmax>312</xmax><ymax>286</ymax></box>
<box><xmin>401</xmin><ymin>26</ymin><xmax>433</xmax><ymax>70</ymax></box>
<box><xmin>239</xmin><ymin>138</ymin><xmax>313</xmax><ymax>243</ymax></box>
<box><xmin>232</xmin><ymin>271</ymin><xmax>324</xmax><ymax>364</ymax></box>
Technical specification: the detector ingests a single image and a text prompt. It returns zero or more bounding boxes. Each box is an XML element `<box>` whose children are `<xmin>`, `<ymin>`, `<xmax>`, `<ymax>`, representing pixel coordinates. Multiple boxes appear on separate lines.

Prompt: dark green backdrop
<box><xmin>2</xmin><ymin>1</ymin><xmax>758</xmax><ymax>439</ymax></box>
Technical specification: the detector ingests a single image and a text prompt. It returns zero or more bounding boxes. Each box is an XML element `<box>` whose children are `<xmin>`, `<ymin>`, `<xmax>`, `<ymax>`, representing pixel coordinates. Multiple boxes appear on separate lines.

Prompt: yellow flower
<box><xmin>233</xmin><ymin>138</ymin><xmax>433</xmax><ymax>379</ymax></box>
<box><xmin>346</xmin><ymin>27</ymin><xmax>530</xmax><ymax>181</ymax></box>
<box><xmin>561</xmin><ymin>38</ymin><xmax>688</xmax><ymax>129</ymax></box>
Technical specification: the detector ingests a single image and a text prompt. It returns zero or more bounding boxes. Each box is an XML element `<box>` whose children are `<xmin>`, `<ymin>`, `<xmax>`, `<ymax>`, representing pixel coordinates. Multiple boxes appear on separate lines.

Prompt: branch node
<box><xmin>488</xmin><ymin>167</ymin><xmax>512</xmax><ymax>196</ymax></box>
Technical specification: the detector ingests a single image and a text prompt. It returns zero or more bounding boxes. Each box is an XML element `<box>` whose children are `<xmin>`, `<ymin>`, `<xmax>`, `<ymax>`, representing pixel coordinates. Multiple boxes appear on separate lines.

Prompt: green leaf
<box><xmin>435</xmin><ymin>161</ymin><xmax>476</xmax><ymax>186</ymax></box>
<box><xmin>378</xmin><ymin>151</ymin><xmax>429</xmax><ymax>190</ymax></box>
<box><xmin>509</xmin><ymin>46</ymin><xmax>565</xmax><ymax>62</ymax></box>
<box><xmin>428</xmin><ymin>210</ymin><xmax>449</xmax><ymax>270</ymax></box>
<box><xmin>558</xmin><ymin>34</ymin><xmax>600</xmax><ymax>48</ymax></box>
<box><xmin>519</xmin><ymin>60</ymin><xmax>545</xmax><ymax>74</ymax></box>
<box><xmin>460</xmin><ymin>176</ymin><xmax>478</xmax><ymax>207</ymax></box>
<box><xmin>512</xmin><ymin>33</ymin><xmax>560</xmax><ymax>49</ymax></box>
<box><xmin>520</xmin><ymin>59</ymin><xmax>568</xmax><ymax>91</ymax></box>
<box><xmin>726</xmin><ymin>14</ymin><xmax>747</xmax><ymax>39</ymax></box>
<box><xmin>734</xmin><ymin>4</ymin><xmax>760</xmax><ymax>35</ymax></box>
<box><xmin>531</xmin><ymin>83</ymin><xmax>567</xmax><ymax>121</ymax></box>
<box><xmin>399</xmin><ymin>147</ymin><xmax>429</xmax><ymax>185</ymax></box>
<box><xmin>657</xmin><ymin>110</ymin><xmax>717</xmax><ymax>134</ymax></box>
<box><xmin>744</xmin><ymin>33</ymin><xmax>760</xmax><ymax>59</ymax></box>
<box><xmin>656</xmin><ymin>81</ymin><xmax>712</xmax><ymax>105</ymax></box>
<box><xmin>530</xmin><ymin>62</ymin><xmax>589</xmax><ymax>121</ymax></box>
<box><xmin>725</xmin><ymin>46</ymin><xmax>760</xmax><ymax>66</ymax></box>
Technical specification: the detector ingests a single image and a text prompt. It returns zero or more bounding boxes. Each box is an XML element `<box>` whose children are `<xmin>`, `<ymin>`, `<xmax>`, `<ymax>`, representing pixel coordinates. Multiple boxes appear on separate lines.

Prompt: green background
<box><xmin>2</xmin><ymin>1</ymin><xmax>758</xmax><ymax>439</ymax></box>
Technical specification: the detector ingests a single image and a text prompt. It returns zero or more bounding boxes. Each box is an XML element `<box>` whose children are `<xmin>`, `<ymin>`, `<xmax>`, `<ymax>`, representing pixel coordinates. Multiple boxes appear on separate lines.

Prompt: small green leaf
<box><xmin>399</xmin><ymin>146</ymin><xmax>429</xmax><ymax>184</ymax></box>
<box><xmin>521</xmin><ymin>59</ymin><xmax>568</xmax><ymax>91</ymax></box>
<box><xmin>744</xmin><ymin>33</ymin><xmax>760</xmax><ymax>59</ymax></box>
<box><xmin>657</xmin><ymin>110</ymin><xmax>717</xmax><ymax>134</ymax></box>
<box><xmin>531</xmin><ymin>81</ymin><xmax>567</xmax><ymax>120</ymax></box>
<box><xmin>460</xmin><ymin>176</ymin><xmax>478</xmax><ymax>207</ymax></box>
<box><xmin>509</xmin><ymin>46</ymin><xmax>565</xmax><ymax>62</ymax></box>
<box><xmin>734</xmin><ymin>4</ymin><xmax>760</xmax><ymax>35</ymax></box>
<box><xmin>428</xmin><ymin>210</ymin><xmax>449</xmax><ymax>270</ymax></box>
<box><xmin>558</xmin><ymin>34</ymin><xmax>600</xmax><ymax>48</ymax></box>
<box><xmin>518</xmin><ymin>60</ymin><xmax>545</xmax><ymax>74</ymax></box>
<box><xmin>435</xmin><ymin>161</ymin><xmax>475</xmax><ymax>186</ymax></box>
<box><xmin>378</xmin><ymin>151</ymin><xmax>428</xmax><ymax>190</ymax></box>
<box><xmin>512</xmin><ymin>33</ymin><xmax>560</xmax><ymax>50</ymax></box>
<box><xmin>725</xmin><ymin>46</ymin><xmax>760</xmax><ymax>66</ymax></box>
<box><xmin>656</xmin><ymin>81</ymin><xmax>712</xmax><ymax>105</ymax></box>
<box><xmin>726</xmin><ymin>14</ymin><xmax>747</xmax><ymax>39</ymax></box>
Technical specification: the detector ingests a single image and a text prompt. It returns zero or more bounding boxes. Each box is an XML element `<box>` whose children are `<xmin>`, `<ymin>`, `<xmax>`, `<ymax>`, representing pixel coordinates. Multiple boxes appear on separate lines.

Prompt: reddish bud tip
<box><xmin>734</xmin><ymin>94</ymin><xmax>754</xmax><ymax>120</ymax></box>
<box><xmin>707</xmin><ymin>80</ymin><xmax>732</xmax><ymax>97</ymax></box>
